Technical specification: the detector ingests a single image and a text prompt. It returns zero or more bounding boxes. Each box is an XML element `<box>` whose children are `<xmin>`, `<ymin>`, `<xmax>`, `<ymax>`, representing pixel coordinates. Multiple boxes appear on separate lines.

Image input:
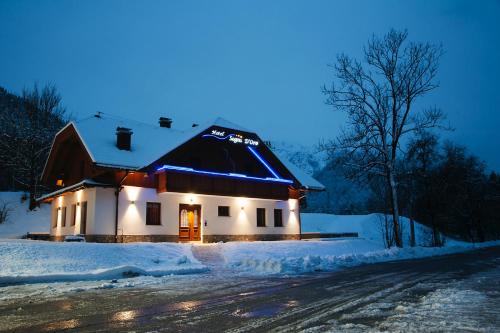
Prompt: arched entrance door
<box><xmin>179</xmin><ymin>204</ymin><xmax>201</xmax><ymax>241</ymax></box>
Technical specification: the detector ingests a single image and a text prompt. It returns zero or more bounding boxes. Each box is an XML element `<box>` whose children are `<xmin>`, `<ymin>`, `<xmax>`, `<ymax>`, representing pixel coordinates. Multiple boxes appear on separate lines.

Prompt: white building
<box><xmin>39</xmin><ymin>114</ymin><xmax>324</xmax><ymax>242</ymax></box>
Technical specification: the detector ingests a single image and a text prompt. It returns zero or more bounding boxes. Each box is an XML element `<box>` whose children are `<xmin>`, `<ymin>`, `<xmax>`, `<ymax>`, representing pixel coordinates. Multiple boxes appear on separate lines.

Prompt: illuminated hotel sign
<box><xmin>202</xmin><ymin>129</ymin><xmax>259</xmax><ymax>146</ymax></box>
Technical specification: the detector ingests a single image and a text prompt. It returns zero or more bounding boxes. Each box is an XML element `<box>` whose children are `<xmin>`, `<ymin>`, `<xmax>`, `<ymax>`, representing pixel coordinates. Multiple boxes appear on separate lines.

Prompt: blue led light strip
<box><xmin>201</xmin><ymin>133</ymin><xmax>235</xmax><ymax>140</ymax></box>
<box><xmin>246</xmin><ymin>146</ymin><xmax>281</xmax><ymax>179</ymax></box>
<box><xmin>157</xmin><ymin>164</ymin><xmax>293</xmax><ymax>184</ymax></box>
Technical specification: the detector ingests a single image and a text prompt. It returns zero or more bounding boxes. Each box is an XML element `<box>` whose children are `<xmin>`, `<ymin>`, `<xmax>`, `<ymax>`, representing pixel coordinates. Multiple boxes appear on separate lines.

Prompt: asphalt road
<box><xmin>1</xmin><ymin>246</ymin><xmax>499</xmax><ymax>333</ymax></box>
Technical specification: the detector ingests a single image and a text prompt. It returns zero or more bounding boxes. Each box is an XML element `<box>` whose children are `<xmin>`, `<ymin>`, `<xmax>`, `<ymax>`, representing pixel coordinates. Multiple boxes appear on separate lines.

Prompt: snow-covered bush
<box><xmin>0</xmin><ymin>201</ymin><xmax>11</xmax><ymax>224</ymax></box>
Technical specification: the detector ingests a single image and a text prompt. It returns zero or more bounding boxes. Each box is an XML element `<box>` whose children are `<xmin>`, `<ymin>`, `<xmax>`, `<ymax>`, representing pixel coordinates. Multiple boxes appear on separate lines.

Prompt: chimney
<box><xmin>116</xmin><ymin>127</ymin><xmax>132</xmax><ymax>150</ymax></box>
<box><xmin>159</xmin><ymin>117</ymin><xmax>172</xmax><ymax>128</ymax></box>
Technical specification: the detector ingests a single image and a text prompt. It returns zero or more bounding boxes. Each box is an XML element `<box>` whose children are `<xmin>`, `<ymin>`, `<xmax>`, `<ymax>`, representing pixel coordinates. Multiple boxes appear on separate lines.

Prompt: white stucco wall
<box><xmin>50</xmin><ymin>185</ymin><xmax>300</xmax><ymax>240</ymax></box>
<box><xmin>119</xmin><ymin>186</ymin><xmax>300</xmax><ymax>239</ymax></box>
<box><xmin>50</xmin><ymin>188</ymin><xmax>96</xmax><ymax>237</ymax></box>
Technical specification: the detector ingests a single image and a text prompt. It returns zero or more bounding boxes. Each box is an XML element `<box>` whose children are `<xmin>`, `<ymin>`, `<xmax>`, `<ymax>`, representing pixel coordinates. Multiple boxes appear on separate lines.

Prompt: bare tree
<box><xmin>322</xmin><ymin>29</ymin><xmax>445</xmax><ymax>247</ymax></box>
<box><xmin>0</xmin><ymin>83</ymin><xmax>66</xmax><ymax>209</ymax></box>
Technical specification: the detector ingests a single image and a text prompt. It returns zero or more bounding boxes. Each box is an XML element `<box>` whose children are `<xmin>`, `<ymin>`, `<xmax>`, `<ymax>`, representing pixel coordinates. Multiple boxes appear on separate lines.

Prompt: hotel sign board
<box><xmin>201</xmin><ymin>128</ymin><xmax>259</xmax><ymax>146</ymax></box>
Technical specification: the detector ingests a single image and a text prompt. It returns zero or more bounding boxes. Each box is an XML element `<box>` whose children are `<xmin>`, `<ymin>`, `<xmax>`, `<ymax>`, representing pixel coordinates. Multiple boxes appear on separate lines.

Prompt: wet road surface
<box><xmin>1</xmin><ymin>246</ymin><xmax>499</xmax><ymax>332</ymax></box>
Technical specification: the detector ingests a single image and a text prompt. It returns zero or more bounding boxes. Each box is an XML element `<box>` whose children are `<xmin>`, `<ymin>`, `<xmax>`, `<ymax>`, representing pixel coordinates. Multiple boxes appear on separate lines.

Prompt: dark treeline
<box><xmin>0</xmin><ymin>84</ymin><xmax>67</xmax><ymax>209</ymax></box>
<box><xmin>403</xmin><ymin>133</ymin><xmax>500</xmax><ymax>244</ymax></box>
<box><xmin>308</xmin><ymin>132</ymin><xmax>500</xmax><ymax>246</ymax></box>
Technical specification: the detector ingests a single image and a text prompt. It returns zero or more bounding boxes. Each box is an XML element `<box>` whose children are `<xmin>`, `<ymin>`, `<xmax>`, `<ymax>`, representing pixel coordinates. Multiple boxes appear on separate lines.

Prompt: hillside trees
<box><xmin>0</xmin><ymin>84</ymin><xmax>67</xmax><ymax>209</ymax></box>
<box><xmin>322</xmin><ymin>29</ymin><xmax>445</xmax><ymax>247</ymax></box>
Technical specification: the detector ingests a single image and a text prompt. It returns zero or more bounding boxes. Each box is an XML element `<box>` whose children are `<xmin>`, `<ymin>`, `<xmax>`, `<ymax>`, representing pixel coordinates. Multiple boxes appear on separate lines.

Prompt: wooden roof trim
<box><xmin>41</xmin><ymin>122</ymin><xmax>95</xmax><ymax>183</ymax></box>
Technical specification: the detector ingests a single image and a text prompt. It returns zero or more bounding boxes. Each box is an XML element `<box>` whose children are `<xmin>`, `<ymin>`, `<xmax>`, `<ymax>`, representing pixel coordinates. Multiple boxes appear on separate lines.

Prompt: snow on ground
<box><xmin>0</xmin><ymin>192</ymin><xmax>50</xmax><ymax>238</ymax></box>
<box><xmin>0</xmin><ymin>240</ymin><xmax>207</xmax><ymax>285</ymax></box>
<box><xmin>301</xmin><ymin>213</ymin><xmax>431</xmax><ymax>247</ymax></box>
<box><xmin>218</xmin><ymin>213</ymin><xmax>499</xmax><ymax>275</ymax></box>
<box><xmin>217</xmin><ymin>238</ymin><xmax>500</xmax><ymax>275</ymax></box>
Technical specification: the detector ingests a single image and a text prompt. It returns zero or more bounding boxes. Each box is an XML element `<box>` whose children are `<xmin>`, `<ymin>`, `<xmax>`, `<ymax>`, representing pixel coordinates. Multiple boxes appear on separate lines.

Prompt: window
<box><xmin>61</xmin><ymin>206</ymin><xmax>67</xmax><ymax>227</ymax></box>
<box><xmin>218</xmin><ymin>206</ymin><xmax>230</xmax><ymax>217</ymax></box>
<box><xmin>80</xmin><ymin>201</ymin><xmax>87</xmax><ymax>234</ymax></box>
<box><xmin>52</xmin><ymin>208</ymin><xmax>58</xmax><ymax>228</ymax></box>
<box><xmin>71</xmin><ymin>204</ymin><xmax>76</xmax><ymax>226</ymax></box>
<box><xmin>274</xmin><ymin>209</ymin><xmax>283</xmax><ymax>227</ymax></box>
<box><xmin>257</xmin><ymin>208</ymin><xmax>266</xmax><ymax>227</ymax></box>
<box><xmin>180</xmin><ymin>209</ymin><xmax>188</xmax><ymax>227</ymax></box>
<box><xmin>146</xmin><ymin>202</ymin><xmax>161</xmax><ymax>225</ymax></box>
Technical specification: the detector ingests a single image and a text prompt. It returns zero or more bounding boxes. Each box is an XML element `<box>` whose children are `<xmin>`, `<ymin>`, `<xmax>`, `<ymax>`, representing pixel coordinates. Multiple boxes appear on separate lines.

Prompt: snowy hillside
<box><xmin>301</xmin><ymin>213</ymin><xmax>432</xmax><ymax>247</ymax></box>
<box><xmin>269</xmin><ymin>141</ymin><xmax>371</xmax><ymax>214</ymax></box>
<box><xmin>0</xmin><ymin>192</ymin><xmax>50</xmax><ymax>238</ymax></box>
<box><xmin>269</xmin><ymin>140</ymin><xmax>326</xmax><ymax>175</ymax></box>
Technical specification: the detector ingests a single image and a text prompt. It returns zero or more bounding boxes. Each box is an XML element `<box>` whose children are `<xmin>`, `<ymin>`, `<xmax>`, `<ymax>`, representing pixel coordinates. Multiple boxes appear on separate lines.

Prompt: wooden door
<box><xmin>179</xmin><ymin>204</ymin><xmax>201</xmax><ymax>241</ymax></box>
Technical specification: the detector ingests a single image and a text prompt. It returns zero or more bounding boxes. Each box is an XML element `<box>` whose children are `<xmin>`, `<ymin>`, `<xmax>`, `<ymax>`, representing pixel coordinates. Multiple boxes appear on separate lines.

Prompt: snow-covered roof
<box><xmin>70</xmin><ymin>114</ymin><xmax>210</xmax><ymax>169</ymax></box>
<box><xmin>275</xmin><ymin>152</ymin><xmax>325</xmax><ymax>191</ymax></box>
<box><xmin>37</xmin><ymin>179</ymin><xmax>113</xmax><ymax>202</ymax></box>
<box><xmin>64</xmin><ymin>114</ymin><xmax>324</xmax><ymax>190</ymax></box>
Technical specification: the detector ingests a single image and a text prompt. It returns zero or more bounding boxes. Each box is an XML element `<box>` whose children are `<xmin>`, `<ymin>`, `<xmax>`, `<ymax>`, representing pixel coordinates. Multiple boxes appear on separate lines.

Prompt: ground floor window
<box><xmin>146</xmin><ymin>202</ymin><xmax>161</xmax><ymax>225</ymax></box>
<box><xmin>218</xmin><ymin>206</ymin><xmax>230</xmax><ymax>217</ymax></box>
<box><xmin>71</xmin><ymin>204</ymin><xmax>76</xmax><ymax>226</ymax></box>
<box><xmin>80</xmin><ymin>201</ymin><xmax>87</xmax><ymax>234</ymax></box>
<box><xmin>257</xmin><ymin>208</ymin><xmax>266</xmax><ymax>227</ymax></box>
<box><xmin>52</xmin><ymin>208</ymin><xmax>58</xmax><ymax>228</ymax></box>
<box><xmin>274</xmin><ymin>209</ymin><xmax>283</xmax><ymax>227</ymax></box>
<box><xmin>61</xmin><ymin>206</ymin><xmax>67</xmax><ymax>227</ymax></box>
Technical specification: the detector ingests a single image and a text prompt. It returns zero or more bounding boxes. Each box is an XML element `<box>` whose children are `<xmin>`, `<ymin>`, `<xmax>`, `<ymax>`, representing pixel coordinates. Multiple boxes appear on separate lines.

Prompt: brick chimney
<box><xmin>116</xmin><ymin>127</ymin><xmax>132</xmax><ymax>150</ymax></box>
<box><xmin>159</xmin><ymin>117</ymin><xmax>172</xmax><ymax>128</ymax></box>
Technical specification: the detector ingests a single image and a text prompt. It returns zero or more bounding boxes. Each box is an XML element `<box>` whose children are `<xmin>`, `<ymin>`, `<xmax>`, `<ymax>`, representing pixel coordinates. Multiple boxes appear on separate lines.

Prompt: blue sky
<box><xmin>1</xmin><ymin>0</ymin><xmax>499</xmax><ymax>169</ymax></box>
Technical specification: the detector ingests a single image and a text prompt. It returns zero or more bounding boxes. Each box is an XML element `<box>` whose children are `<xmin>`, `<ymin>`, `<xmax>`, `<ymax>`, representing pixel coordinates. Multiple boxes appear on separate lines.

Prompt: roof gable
<box><xmin>49</xmin><ymin>114</ymin><xmax>324</xmax><ymax>191</ymax></box>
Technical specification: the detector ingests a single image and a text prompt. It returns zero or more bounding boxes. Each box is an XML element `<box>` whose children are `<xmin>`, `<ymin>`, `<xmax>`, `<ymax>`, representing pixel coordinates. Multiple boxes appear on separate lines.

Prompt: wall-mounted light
<box><xmin>290</xmin><ymin>209</ymin><xmax>295</xmax><ymax>213</ymax></box>
<box><xmin>130</xmin><ymin>200</ymin><xmax>135</xmax><ymax>205</ymax></box>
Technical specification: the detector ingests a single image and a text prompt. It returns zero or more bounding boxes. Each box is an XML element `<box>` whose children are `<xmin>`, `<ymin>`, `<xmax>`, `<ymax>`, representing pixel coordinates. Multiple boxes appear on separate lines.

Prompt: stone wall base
<box><xmin>49</xmin><ymin>234</ymin><xmax>301</xmax><ymax>243</ymax></box>
<box><xmin>301</xmin><ymin>232</ymin><xmax>358</xmax><ymax>239</ymax></box>
<box><xmin>49</xmin><ymin>235</ymin><xmax>179</xmax><ymax>243</ymax></box>
<box><xmin>202</xmin><ymin>234</ymin><xmax>300</xmax><ymax>243</ymax></box>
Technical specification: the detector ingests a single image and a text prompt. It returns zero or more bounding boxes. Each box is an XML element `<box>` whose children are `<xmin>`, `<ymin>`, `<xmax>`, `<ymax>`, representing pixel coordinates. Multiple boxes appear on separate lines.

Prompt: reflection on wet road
<box><xmin>1</xmin><ymin>247</ymin><xmax>499</xmax><ymax>332</ymax></box>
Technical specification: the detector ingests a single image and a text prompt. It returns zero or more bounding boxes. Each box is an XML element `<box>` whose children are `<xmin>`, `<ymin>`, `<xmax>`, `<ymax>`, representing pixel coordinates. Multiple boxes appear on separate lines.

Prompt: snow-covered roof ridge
<box><xmin>212</xmin><ymin>117</ymin><xmax>252</xmax><ymax>133</ymax></box>
<box><xmin>55</xmin><ymin>113</ymin><xmax>324</xmax><ymax>190</ymax></box>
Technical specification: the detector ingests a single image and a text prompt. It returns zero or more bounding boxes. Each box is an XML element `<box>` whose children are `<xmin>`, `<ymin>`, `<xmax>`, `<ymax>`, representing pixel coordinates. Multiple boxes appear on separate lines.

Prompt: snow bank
<box><xmin>219</xmin><ymin>238</ymin><xmax>500</xmax><ymax>275</ymax></box>
<box><xmin>301</xmin><ymin>213</ymin><xmax>431</xmax><ymax>246</ymax></box>
<box><xmin>0</xmin><ymin>192</ymin><xmax>50</xmax><ymax>238</ymax></box>
<box><xmin>0</xmin><ymin>240</ymin><xmax>206</xmax><ymax>285</ymax></box>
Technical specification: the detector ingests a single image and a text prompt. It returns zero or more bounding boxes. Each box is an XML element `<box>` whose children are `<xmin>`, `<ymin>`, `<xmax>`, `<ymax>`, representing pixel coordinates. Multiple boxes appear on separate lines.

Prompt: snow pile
<box><xmin>219</xmin><ymin>239</ymin><xmax>499</xmax><ymax>275</ymax></box>
<box><xmin>301</xmin><ymin>213</ymin><xmax>431</xmax><ymax>247</ymax></box>
<box><xmin>0</xmin><ymin>240</ymin><xmax>207</xmax><ymax>285</ymax></box>
<box><xmin>0</xmin><ymin>192</ymin><xmax>50</xmax><ymax>238</ymax></box>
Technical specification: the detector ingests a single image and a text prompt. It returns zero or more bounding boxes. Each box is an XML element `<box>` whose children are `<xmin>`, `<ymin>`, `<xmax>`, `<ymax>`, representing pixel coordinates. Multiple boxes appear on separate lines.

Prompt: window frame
<box><xmin>218</xmin><ymin>206</ymin><xmax>230</xmax><ymax>217</ymax></box>
<box><xmin>274</xmin><ymin>209</ymin><xmax>283</xmax><ymax>227</ymax></box>
<box><xmin>146</xmin><ymin>202</ymin><xmax>162</xmax><ymax>226</ymax></box>
<box><xmin>256</xmin><ymin>208</ymin><xmax>266</xmax><ymax>227</ymax></box>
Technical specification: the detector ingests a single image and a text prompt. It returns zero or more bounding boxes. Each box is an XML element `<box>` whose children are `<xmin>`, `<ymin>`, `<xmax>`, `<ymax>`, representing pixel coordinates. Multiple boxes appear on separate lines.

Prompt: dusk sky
<box><xmin>1</xmin><ymin>0</ymin><xmax>499</xmax><ymax>169</ymax></box>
